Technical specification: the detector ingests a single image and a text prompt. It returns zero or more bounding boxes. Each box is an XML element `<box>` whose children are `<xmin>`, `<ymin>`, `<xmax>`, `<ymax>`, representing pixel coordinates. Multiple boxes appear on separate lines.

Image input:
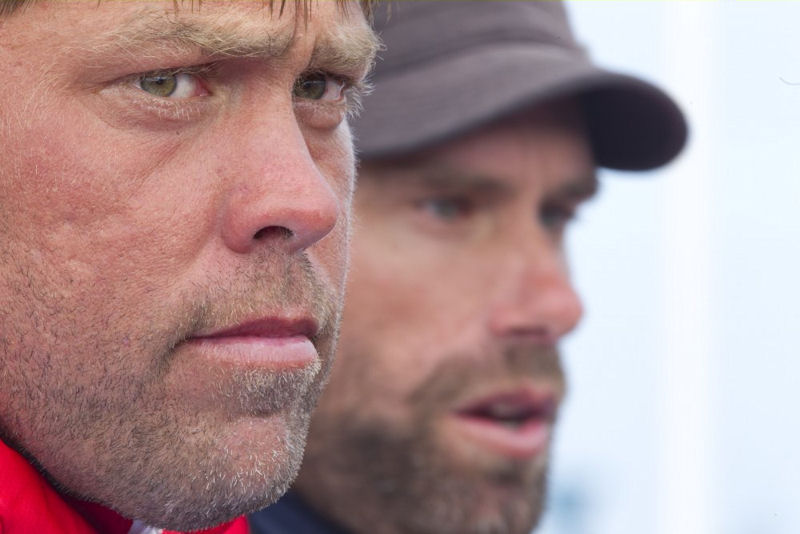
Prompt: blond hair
<box><xmin>0</xmin><ymin>0</ymin><xmax>375</xmax><ymax>17</ymax></box>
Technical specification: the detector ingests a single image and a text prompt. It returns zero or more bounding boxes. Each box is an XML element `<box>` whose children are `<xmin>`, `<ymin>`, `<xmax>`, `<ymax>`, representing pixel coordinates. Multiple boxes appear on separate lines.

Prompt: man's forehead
<box><xmin>0</xmin><ymin>0</ymin><xmax>374</xmax><ymax>18</ymax></box>
<box><xmin>16</xmin><ymin>0</ymin><xmax>379</xmax><ymax>79</ymax></box>
<box><xmin>91</xmin><ymin>3</ymin><xmax>373</xmax><ymax>59</ymax></box>
<box><xmin>92</xmin><ymin>7</ymin><xmax>293</xmax><ymax>57</ymax></box>
<box><xmin>359</xmin><ymin>101</ymin><xmax>599</xmax><ymax>199</ymax></box>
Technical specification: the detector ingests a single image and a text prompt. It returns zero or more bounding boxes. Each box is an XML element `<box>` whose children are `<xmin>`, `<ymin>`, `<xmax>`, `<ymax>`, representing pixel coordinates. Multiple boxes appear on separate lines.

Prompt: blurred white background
<box><xmin>539</xmin><ymin>2</ymin><xmax>800</xmax><ymax>534</ymax></box>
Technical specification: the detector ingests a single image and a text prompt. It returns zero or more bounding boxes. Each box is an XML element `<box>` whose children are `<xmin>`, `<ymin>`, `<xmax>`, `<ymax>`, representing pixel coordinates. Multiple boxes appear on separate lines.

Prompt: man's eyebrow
<box><xmin>367</xmin><ymin>164</ymin><xmax>516</xmax><ymax>198</ymax></box>
<box><xmin>87</xmin><ymin>9</ymin><xmax>379</xmax><ymax>71</ymax></box>
<box><xmin>88</xmin><ymin>12</ymin><xmax>294</xmax><ymax>60</ymax></box>
<box><xmin>554</xmin><ymin>173</ymin><xmax>600</xmax><ymax>201</ymax></box>
<box><xmin>310</xmin><ymin>24</ymin><xmax>380</xmax><ymax>76</ymax></box>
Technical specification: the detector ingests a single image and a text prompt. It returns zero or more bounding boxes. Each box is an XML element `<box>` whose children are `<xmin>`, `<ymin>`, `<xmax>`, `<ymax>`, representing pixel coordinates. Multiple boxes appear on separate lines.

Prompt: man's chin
<box><xmin>396</xmin><ymin>470</ymin><xmax>548</xmax><ymax>534</ymax></box>
<box><xmin>126</xmin><ymin>349</ymin><xmax>329</xmax><ymax>528</ymax></box>
<box><xmin>140</xmin><ymin>472</ymin><xmax>296</xmax><ymax>532</ymax></box>
<box><xmin>481</xmin><ymin>480</ymin><xmax>548</xmax><ymax>533</ymax></box>
<box><xmin>360</xmin><ymin>436</ymin><xmax>550</xmax><ymax>534</ymax></box>
<box><xmin>85</xmin><ymin>406</ymin><xmax>312</xmax><ymax>531</ymax></box>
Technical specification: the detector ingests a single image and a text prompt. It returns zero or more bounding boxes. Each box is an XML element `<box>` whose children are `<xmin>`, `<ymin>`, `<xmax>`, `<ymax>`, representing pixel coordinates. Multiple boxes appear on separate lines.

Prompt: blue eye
<box><xmin>540</xmin><ymin>204</ymin><xmax>576</xmax><ymax>231</ymax></box>
<box><xmin>419</xmin><ymin>197</ymin><xmax>475</xmax><ymax>221</ymax></box>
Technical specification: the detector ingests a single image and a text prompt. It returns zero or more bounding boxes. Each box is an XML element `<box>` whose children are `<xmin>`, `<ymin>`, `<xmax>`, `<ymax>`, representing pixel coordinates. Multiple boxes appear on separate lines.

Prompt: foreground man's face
<box><xmin>296</xmin><ymin>101</ymin><xmax>597</xmax><ymax>534</ymax></box>
<box><xmin>0</xmin><ymin>0</ymin><xmax>374</xmax><ymax>529</ymax></box>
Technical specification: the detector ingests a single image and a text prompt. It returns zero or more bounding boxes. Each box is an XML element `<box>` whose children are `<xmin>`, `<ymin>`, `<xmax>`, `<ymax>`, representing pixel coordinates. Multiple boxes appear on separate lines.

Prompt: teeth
<box><xmin>500</xmin><ymin>420</ymin><xmax>522</xmax><ymax>429</ymax></box>
<box><xmin>486</xmin><ymin>401</ymin><xmax>528</xmax><ymax>419</ymax></box>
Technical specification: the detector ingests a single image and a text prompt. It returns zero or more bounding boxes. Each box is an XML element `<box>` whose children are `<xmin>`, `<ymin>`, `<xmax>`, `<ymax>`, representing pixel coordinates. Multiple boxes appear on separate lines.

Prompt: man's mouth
<box><xmin>448</xmin><ymin>389</ymin><xmax>558</xmax><ymax>459</ymax></box>
<box><xmin>186</xmin><ymin>316</ymin><xmax>321</xmax><ymax>370</ymax></box>
<box><xmin>197</xmin><ymin>317</ymin><xmax>318</xmax><ymax>339</ymax></box>
<box><xmin>457</xmin><ymin>392</ymin><xmax>556</xmax><ymax>428</ymax></box>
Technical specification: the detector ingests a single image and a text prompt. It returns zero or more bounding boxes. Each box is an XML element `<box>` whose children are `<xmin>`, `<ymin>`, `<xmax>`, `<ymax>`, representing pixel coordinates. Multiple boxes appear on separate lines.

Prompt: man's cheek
<box><xmin>305</xmin><ymin>124</ymin><xmax>357</xmax><ymax>198</ymax></box>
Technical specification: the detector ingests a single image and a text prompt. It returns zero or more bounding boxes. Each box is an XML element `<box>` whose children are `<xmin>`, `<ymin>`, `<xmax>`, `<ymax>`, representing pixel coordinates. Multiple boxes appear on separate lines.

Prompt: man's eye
<box><xmin>293</xmin><ymin>72</ymin><xmax>346</xmax><ymax>101</ymax></box>
<box><xmin>540</xmin><ymin>204</ymin><xmax>577</xmax><ymax>231</ymax></box>
<box><xmin>136</xmin><ymin>72</ymin><xmax>207</xmax><ymax>99</ymax></box>
<box><xmin>418</xmin><ymin>197</ymin><xmax>475</xmax><ymax>221</ymax></box>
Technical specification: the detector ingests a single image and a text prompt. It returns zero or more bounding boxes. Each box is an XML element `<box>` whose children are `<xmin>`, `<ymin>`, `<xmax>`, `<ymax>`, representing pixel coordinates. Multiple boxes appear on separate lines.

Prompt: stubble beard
<box><xmin>0</xmin><ymin>251</ymin><xmax>341</xmax><ymax>530</ymax></box>
<box><xmin>297</xmin><ymin>345</ymin><xmax>564</xmax><ymax>534</ymax></box>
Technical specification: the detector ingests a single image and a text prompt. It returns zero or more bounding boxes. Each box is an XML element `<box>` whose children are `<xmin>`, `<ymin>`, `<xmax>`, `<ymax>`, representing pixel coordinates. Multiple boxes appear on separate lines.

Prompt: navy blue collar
<box><xmin>249</xmin><ymin>491</ymin><xmax>351</xmax><ymax>534</ymax></box>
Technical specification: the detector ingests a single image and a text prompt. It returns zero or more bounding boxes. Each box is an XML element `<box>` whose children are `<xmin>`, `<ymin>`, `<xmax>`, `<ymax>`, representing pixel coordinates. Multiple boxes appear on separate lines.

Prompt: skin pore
<box><xmin>294</xmin><ymin>100</ymin><xmax>597</xmax><ymax>534</ymax></box>
<box><xmin>0</xmin><ymin>0</ymin><xmax>376</xmax><ymax>530</ymax></box>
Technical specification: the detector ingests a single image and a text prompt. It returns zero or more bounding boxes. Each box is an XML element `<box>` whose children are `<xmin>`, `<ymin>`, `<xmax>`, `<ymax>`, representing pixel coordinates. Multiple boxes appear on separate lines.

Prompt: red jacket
<box><xmin>0</xmin><ymin>439</ymin><xmax>248</xmax><ymax>534</ymax></box>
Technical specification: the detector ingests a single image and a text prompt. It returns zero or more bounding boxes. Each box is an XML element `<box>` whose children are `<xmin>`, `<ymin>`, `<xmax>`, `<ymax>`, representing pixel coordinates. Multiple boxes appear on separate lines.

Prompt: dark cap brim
<box><xmin>354</xmin><ymin>43</ymin><xmax>688</xmax><ymax>171</ymax></box>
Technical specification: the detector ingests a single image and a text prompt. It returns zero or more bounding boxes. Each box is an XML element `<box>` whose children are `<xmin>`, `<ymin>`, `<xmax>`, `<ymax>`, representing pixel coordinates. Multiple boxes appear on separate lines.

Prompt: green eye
<box><xmin>293</xmin><ymin>73</ymin><xmax>328</xmax><ymax>100</ymax></box>
<box><xmin>135</xmin><ymin>72</ymin><xmax>207</xmax><ymax>99</ymax></box>
<box><xmin>139</xmin><ymin>74</ymin><xmax>178</xmax><ymax>97</ymax></box>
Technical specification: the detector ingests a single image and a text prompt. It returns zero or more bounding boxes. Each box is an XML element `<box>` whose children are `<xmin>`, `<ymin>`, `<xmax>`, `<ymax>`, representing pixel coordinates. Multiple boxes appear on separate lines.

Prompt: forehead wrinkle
<box><xmin>161</xmin><ymin>17</ymin><xmax>295</xmax><ymax>59</ymax></box>
<box><xmin>88</xmin><ymin>8</ymin><xmax>297</xmax><ymax>61</ymax></box>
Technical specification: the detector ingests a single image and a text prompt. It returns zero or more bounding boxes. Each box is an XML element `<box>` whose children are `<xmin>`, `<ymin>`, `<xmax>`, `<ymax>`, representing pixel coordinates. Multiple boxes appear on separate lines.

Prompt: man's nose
<box><xmin>219</xmin><ymin>113</ymin><xmax>342</xmax><ymax>255</ymax></box>
<box><xmin>487</xmin><ymin>235</ymin><xmax>584</xmax><ymax>345</ymax></box>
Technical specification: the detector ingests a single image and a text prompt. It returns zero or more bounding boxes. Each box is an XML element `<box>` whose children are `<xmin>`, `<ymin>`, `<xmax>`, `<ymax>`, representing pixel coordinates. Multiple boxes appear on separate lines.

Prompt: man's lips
<box><xmin>186</xmin><ymin>317</ymin><xmax>320</xmax><ymax>369</ymax></box>
<box><xmin>195</xmin><ymin>317</ymin><xmax>318</xmax><ymax>339</ymax></box>
<box><xmin>448</xmin><ymin>388</ymin><xmax>559</xmax><ymax>459</ymax></box>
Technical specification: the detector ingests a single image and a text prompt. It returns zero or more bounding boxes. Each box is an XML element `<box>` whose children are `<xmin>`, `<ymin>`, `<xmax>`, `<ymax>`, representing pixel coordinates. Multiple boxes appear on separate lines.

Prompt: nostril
<box><xmin>253</xmin><ymin>226</ymin><xmax>294</xmax><ymax>241</ymax></box>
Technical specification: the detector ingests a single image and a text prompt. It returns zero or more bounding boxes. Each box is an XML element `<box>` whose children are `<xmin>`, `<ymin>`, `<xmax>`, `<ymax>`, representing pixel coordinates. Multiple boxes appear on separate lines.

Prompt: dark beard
<box><xmin>321</xmin><ymin>420</ymin><xmax>548</xmax><ymax>534</ymax></box>
<box><xmin>297</xmin><ymin>344</ymin><xmax>563</xmax><ymax>534</ymax></box>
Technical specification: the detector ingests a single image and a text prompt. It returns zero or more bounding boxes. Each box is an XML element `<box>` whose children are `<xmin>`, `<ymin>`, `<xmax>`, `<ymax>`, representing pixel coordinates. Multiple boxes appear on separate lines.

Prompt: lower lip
<box><xmin>449</xmin><ymin>414</ymin><xmax>552</xmax><ymax>460</ymax></box>
<box><xmin>188</xmin><ymin>335</ymin><xmax>318</xmax><ymax>369</ymax></box>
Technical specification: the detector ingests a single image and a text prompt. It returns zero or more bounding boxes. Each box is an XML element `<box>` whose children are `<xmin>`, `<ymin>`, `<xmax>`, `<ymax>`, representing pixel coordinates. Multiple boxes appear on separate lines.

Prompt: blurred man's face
<box><xmin>0</xmin><ymin>0</ymin><xmax>374</xmax><ymax>529</ymax></box>
<box><xmin>295</xmin><ymin>101</ymin><xmax>597</xmax><ymax>534</ymax></box>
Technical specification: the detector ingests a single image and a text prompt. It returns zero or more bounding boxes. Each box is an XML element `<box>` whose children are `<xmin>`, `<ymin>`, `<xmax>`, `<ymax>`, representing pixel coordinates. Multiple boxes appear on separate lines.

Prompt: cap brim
<box><xmin>354</xmin><ymin>44</ymin><xmax>688</xmax><ymax>171</ymax></box>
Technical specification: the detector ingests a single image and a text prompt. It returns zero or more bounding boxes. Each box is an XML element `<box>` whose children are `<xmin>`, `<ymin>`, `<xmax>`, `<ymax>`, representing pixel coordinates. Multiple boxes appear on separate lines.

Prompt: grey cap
<box><xmin>355</xmin><ymin>1</ymin><xmax>688</xmax><ymax>171</ymax></box>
